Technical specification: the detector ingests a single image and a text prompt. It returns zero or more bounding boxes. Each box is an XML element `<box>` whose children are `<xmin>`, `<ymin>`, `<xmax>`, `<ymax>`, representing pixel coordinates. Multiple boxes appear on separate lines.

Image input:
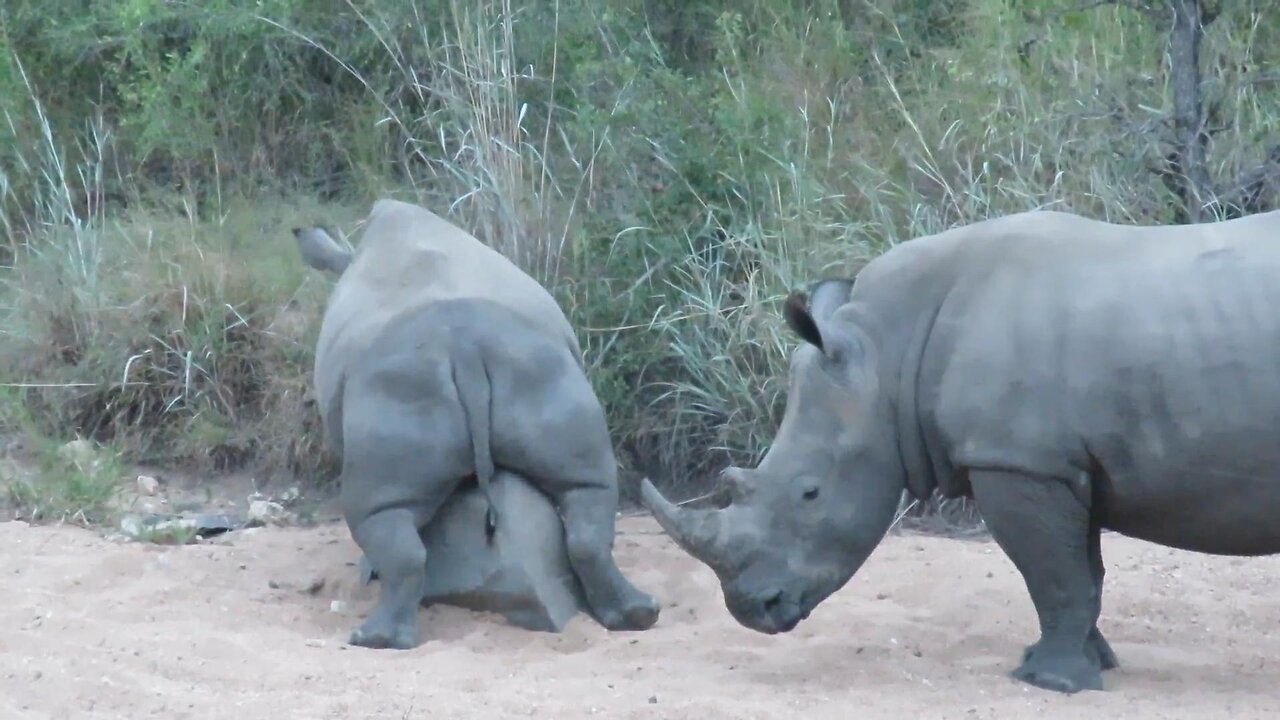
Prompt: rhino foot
<box><xmin>1091</xmin><ymin>633</ymin><xmax>1120</xmax><ymax>671</ymax></box>
<box><xmin>357</xmin><ymin>555</ymin><xmax>378</xmax><ymax>585</ymax></box>
<box><xmin>1011</xmin><ymin>651</ymin><xmax>1103</xmax><ymax>694</ymax></box>
<box><xmin>349</xmin><ymin>616</ymin><xmax>420</xmax><ymax>650</ymax></box>
<box><xmin>1022</xmin><ymin>627</ymin><xmax>1119</xmax><ymax>672</ymax></box>
<box><xmin>592</xmin><ymin>592</ymin><xmax>660</xmax><ymax>631</ymax></box>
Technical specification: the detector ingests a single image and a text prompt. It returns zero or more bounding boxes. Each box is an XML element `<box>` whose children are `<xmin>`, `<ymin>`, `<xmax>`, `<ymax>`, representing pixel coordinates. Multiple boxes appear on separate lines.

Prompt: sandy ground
<box><xmin>1</xmin><ymin>516</ymin><xmax>1278</xmax><ymax>720</ymax></box>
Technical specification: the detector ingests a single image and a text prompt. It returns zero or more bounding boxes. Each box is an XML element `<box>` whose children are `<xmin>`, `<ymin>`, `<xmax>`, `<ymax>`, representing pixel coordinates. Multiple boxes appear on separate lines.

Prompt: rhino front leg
<box><xmin>1022</xmin><ymin>523</ymin><xmax>1119</xmax><ymax>671</ymax></box>
<box><xmin>558</xmin><ymin>485</ymin><xmax>660</xmax><ymax>631</ymax></box>
<box><xmin>971</xmin><ymin>469</ymin><xmax>1103</xmax><ymax>694</ymax></box>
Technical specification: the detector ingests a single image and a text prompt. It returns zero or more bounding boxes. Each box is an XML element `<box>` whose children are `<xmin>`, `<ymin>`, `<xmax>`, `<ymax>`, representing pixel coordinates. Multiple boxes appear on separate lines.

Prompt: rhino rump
<box><xmin>323</xmin><ymin>297</ymin><xmax>613</xmax><ymax>528</ymax></box>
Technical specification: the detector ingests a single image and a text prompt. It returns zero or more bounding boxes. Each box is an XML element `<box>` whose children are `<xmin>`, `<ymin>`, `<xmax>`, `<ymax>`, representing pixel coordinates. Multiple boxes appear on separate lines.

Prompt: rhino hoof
<box><xmin>349</xmin><ymin>620</ymin><xmax>419</xmax><ymax>650</ymax></box>
<box><xmin>1023</xmin><ymin>629</ymin><xmax>1120</xmax><ymax>672</ymax></box>
<box><xmin>601</xmin><ymin>594</ymin><xmax>660</xmax><ymax>631</ymax></box>
<box><xmin>1011</xmin><ymin>653</ymin><xmax>1103</xmax><ymax>694</ymax></box>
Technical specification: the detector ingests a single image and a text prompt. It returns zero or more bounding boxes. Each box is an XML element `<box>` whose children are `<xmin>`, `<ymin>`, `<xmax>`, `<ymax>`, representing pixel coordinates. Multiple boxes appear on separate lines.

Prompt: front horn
<box><xmin>639</xmin><ymin>478</ymin><xmax>733</xmax><ymax>571</ymax></box>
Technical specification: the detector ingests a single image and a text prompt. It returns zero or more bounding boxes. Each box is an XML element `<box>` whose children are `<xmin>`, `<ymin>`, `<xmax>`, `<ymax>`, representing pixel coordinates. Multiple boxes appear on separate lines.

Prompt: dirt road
<box><xmin>1</xmin><ymin>516</ymin><xmax>1276</xmax><ymax>719</ymax></box>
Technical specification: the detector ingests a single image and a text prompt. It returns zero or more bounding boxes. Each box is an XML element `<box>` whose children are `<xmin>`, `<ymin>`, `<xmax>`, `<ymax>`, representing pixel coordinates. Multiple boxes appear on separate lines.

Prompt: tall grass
<box><xmin>1</xmin><ymin>0</ymin><xmax>1277</xmax><ymax>525</ymax></box>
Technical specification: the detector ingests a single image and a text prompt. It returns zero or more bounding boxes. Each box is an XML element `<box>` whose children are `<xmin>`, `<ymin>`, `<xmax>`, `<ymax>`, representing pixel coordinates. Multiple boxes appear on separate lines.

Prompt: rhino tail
<box><xmin>453</xmin><ymin>345</ymin><xmax>499</xmax><ymax>542</ymax></box>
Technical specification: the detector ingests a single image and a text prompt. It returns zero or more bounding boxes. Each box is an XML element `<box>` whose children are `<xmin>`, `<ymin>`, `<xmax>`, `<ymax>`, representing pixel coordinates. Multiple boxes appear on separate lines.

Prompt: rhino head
<box><xmin>641</xmin><ymin>279</ymin><xmax>906</xmax><ymax>634</ymax></box>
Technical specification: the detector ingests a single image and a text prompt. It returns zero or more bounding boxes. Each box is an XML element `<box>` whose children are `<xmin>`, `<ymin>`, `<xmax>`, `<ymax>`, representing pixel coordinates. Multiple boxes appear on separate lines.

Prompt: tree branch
<box><xmin>1165</xmin><ymin>0</ymin><xmax>1214</xmax><ymax>222</ymax></box>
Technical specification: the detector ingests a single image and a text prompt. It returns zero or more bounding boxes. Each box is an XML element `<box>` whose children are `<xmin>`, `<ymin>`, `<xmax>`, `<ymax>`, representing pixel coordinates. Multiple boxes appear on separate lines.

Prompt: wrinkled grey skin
<box><xmin>359</xmin><ymin>470</ymin><xmax>592</xmax><ymax>633</ymax></box>
<box><xmin>643</xmin><ymin>208</ymin><xmax>1280</xmax><ymax>694</ymax></box>
<box><xmin>294</xmin><ymin>199</ymin><xmax>659</xmax><ymax>649</ymax></box>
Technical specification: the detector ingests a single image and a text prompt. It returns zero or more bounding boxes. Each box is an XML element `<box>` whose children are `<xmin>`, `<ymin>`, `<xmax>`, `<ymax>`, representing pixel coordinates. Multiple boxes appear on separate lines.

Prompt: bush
<box><xmin>1</xmin><ymin>0</ymin><xmax>1277</xmax><ymax>523</ymax></box>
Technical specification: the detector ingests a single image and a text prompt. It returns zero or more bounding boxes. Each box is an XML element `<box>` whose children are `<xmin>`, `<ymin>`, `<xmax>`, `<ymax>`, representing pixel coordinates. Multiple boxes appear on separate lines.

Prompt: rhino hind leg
<box><xmin>347</xmin><ymin>506</ymin><xmax>432</xmax><ymax>649</ymax></box>
<box><xmin>338</xmin><ymin>366</ymin><xmax>472</xmax><ymax>650</ymax></box>
<box><xmin>557</xmin><ymin>485</ymin><xmax>660</xmax><ymax>631</ymax></box>
<box><xmin>481</xmin><ymin>332</ymin><xmax>660</xmax><ymax>633</ymax></box>
<box><xmin>970</xmin><ymin>469</ymin><xmax>1104</xmax><ymax>694</ymax></box>
<box><xmin>1085</xmin><ymin>523</ymin><xmax>1120</xmax><ymax>670</ymax></box>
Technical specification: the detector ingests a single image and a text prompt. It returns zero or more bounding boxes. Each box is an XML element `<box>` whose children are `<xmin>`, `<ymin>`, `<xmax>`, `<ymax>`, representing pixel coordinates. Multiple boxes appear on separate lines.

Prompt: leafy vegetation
<box><xmin>1</xmin><ymin>0</ymin><xmax>1276</xmax><ymax>522</ymax></box>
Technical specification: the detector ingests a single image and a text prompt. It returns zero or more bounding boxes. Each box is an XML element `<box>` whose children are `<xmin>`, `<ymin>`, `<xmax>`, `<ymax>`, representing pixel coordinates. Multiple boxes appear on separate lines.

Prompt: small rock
<box><xmin>119</xmin><ymin>516</ymin><xmax>143</xmax><ymax>537</ymax></box>
<box><xmin>136</xmin><ymin>475</ymin><xmax>160</xmax><ymax>496</ymax></box>
<box><xmin>151</xmin><ymin>517</ymin><xmax>199</xmax><ymax>535</ymax></box>
<box><xmin>57</xmin><ymin>439</ymin><xmax>99</xmax><ymax>472</ymax></box>
<box><xmin>189</xmin><ymin>513</ymin><xmax>244</xmax><ymax>538</ymax></box>
<box><xmin>248</xmin><ymin>499</ymin><xmax>289</xmax><ymax>526</ymax></box>
<box><xmin>648</xmin><ymin>695</ymin><xmax>658</xmax><ymax>704</ymax></box>
<box><xmin>305</xmin><ymin>639</ymin><xmax>325</xmax><ymax>648</ymax></box>
<box><xmin>305</xmin><ymin>578</ymin><xmax>326</xmax><ymax>595</ymax></box>
<box><xmin>330</xmin><ymin>600</ymin><xmax>348</xmax><ymax>614</ymax></box>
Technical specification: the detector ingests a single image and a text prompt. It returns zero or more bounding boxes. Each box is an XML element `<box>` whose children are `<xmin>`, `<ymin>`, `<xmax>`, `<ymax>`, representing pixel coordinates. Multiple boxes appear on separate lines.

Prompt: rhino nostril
<box><xmin>762</xmin><ymin>590</ymin><xmax>784</xmax><ymax>613</ymax></box>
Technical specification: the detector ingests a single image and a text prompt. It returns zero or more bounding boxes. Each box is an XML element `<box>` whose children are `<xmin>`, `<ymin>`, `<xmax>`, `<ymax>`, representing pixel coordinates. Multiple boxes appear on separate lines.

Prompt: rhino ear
<box><xmin>293</xmin><ymin>226</ymin><xmax>352</xmax><ymax>276</ymax></box>
<box><xmin>806</xmin><ymin>278</ymin><xmax>855</xmax><ymax>321</ymax></box>
<box><xmin>783</xmin><ymin>291</ymin><xmax>825</xmax><ymax>350</ymax></box>
<box><xmin>784</xmin><ymin>284</ymin><xmax>864</xmax><ymax>364</ymax></box>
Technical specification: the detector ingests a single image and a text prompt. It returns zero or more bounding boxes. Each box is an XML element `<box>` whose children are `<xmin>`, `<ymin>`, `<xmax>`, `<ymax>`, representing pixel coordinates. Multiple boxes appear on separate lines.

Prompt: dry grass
<box><xmin>1</xmin><ymin>0</ymin><xmax>1276</xmax><ymax>529</ymax></box>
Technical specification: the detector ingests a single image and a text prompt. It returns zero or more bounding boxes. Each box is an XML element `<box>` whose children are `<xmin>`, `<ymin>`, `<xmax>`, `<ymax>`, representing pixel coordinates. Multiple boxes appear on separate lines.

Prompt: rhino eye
<box><xmin>802</xmin><ymin>487</ymin><xmax>820</xmax><ymax>501</ymax></box>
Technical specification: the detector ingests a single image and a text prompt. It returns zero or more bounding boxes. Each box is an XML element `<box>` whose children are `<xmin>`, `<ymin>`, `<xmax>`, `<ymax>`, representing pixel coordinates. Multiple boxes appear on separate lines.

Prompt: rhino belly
<box><xmin>1091</xmin><ymin>425</ymin><xmax>1280</xmax><ymax>556</ymax></box>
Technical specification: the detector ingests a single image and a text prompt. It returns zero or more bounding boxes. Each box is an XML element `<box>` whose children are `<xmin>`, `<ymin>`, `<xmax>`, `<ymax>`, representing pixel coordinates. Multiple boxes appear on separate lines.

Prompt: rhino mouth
<box><xmin>725</xmin><ymin>587</ymin><xmax>813</xmax><ymax>635</ymax></box>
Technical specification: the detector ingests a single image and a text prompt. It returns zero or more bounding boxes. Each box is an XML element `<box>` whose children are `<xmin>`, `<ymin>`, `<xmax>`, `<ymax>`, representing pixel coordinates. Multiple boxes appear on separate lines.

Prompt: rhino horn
<box><xmin>640</xmin><ymin>478</ymin><xmax>732</xmax><ymax>570</ymax></box>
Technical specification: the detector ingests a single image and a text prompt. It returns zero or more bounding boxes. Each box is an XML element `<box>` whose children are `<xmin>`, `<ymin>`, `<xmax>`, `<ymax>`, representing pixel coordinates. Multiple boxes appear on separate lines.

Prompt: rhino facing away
<box><xmin>357</xmin><ymin>468</ymin><xmax>593</xmax><ymax>634</ymax></box>
<box><xmin>294</xmin><ymin>198</ymin><xmax>659</xmax><ymax>648</ymax></box>
<box><xmin>642</xmin><ymin>208</ymin><xmax>1280</xmax><ymax>693</ymax></box>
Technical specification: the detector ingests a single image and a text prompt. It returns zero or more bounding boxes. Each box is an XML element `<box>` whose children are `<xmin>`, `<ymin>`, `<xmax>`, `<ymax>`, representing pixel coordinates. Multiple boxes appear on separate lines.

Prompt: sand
<box><xmin>1</xmin><ymin>515</ymin><xmax>1277</xmax><ymax>719</ymax></box>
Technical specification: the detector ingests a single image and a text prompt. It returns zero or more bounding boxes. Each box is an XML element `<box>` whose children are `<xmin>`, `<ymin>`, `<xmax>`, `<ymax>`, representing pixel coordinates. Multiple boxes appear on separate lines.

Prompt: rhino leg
<box><xmin>347</xmin><ymin>507</ymin><xmax>431</xmax><ymax>649</ymax></box>
<box><xmin>481</xmin><ymin>331</ymin><xmax>660</xmax><ymax>632</ymax></box>
<box><xmin>1021</xmin><ymin>523</ymin><xmax>1119</xmax><ymax>671</ymax></box>
<box><xmin>338</xmin><ymin>368</ymin><xmax>470</xmax><ymax>650</ymax></box>
<box><xmin>496</xmin><ymin>406</ymin><xmax>658</xmax><ymax>630</ymax></box>
<box><xmin>971</xmin><ymin>470</ymin><xmax>1103</xmax><ymax>694</ymax></box>
<box><xmin>556</xmin><ymin>485</ymin><xmax>660</xmax><ymax>631</ymax></box>
<box><xmin>1023</xmin><ymin>627</ymin><xmax>1118</xmax><ymax>673</ymax></box>
<box><xmin>1085</xmin><ymin>527</ymin><xmax>1120</xmax><ymax>670</ymax></box>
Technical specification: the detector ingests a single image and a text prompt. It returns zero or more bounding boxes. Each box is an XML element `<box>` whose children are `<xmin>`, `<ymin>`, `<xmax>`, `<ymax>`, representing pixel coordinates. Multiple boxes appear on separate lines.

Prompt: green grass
<box><xmin>1</xmin><ymin>0</ymin><xmax>1277</xmax><ymax>529</ymax></box>
<box><xmin>4</xmin><ymin>436</ymin><xmax>125</xmax><ymax>526</ymax></box>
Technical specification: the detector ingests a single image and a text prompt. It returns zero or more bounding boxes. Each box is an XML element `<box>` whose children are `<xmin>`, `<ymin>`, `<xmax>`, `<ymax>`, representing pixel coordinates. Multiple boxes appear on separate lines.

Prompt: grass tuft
<box><xmin>1</xmin><ymin>0</ymin><xmax>1277</xmax><ymax>531</ymax></box>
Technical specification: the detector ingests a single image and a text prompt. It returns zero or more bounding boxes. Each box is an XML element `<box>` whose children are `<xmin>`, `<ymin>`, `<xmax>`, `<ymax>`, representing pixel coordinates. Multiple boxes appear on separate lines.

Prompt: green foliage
<box><xmin>0</xmin><ymin>0</ymin><xmax>1277</xmax><ymax>523</ymax></box>
<box><xmin>0</xmin><ymin>401</ymin><xmax>127</xmax><ymax>525</ymax></box>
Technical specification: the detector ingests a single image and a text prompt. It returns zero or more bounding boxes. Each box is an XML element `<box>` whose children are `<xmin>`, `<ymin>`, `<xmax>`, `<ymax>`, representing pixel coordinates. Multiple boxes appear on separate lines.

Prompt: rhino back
<box><xmin>926</xmin><ymin>210</ymin><xmax>1280</xmax><ymax>545</ymax></box>
<box><xmin>330</xmin><ymin>297</ymin><xmax>596</xmax><ymax>520</ymax></box>
<box><xmin>311</xmin><ymin>200</ymin><xmax>582</xmax><ymax>421</ymax></box>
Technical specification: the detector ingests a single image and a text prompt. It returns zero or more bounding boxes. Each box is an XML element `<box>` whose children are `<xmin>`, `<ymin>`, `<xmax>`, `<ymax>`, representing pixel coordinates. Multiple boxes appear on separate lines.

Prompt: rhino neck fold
<box><xmin>848</xmin><ymin>266</ymin><xmax>961</xmax><ymax>504</ymax></box>
<box><xmin>893</xmin><ymin>298</ymin><xmax>947</xmax><ymax>502</ymax></box>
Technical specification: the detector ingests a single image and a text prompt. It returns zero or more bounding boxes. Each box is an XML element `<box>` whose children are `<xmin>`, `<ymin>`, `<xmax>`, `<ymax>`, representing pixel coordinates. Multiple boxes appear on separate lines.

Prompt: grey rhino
<box><xmin>642</xmin><ymin>208</ymin><xmax>1280</xmax><ymax>694</ymax></box>
<box><xmin>293</xmin><ymin>198</ymin><xmax>659</xmax><ymax>649</ymax></box>
<box><xmin>360</xmin><ymin>468</ymin><xmax>591</xmax><ymax>633</ymax></box>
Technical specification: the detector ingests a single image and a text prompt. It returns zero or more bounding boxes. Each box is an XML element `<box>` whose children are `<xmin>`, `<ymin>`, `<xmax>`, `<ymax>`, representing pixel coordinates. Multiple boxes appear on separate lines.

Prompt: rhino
<box><xmin>358</xmin><ymin>468</ymin><xmax>592</xmax><ymax>633</ymax></box>
<box><xmin>293</xmin><ymin>198</ymin><xmax>659</xmax><ymax>649</ymax></box>
<box><xmin>642</xmin><ymin>208</ymin><xmax>1280</xmax><ymax>694</ymax></box>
